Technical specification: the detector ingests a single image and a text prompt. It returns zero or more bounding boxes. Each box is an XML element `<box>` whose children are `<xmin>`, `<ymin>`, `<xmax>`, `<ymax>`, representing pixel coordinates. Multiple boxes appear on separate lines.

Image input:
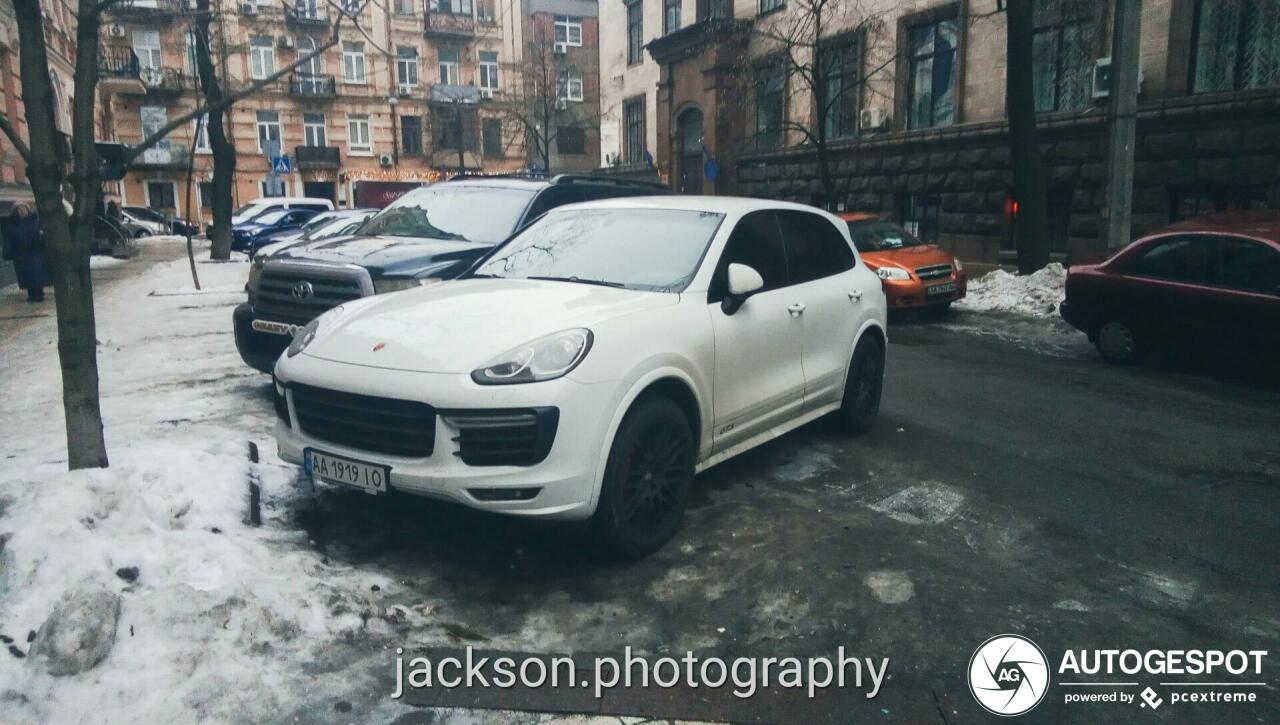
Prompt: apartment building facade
<box><xmin>600</xmin><ymin>0</ymin><xmax>1280</xmax><ymax>262</ymax></box>
<box><xmin>98</xmin><ymin>0</ymin><xmax>529</xmax><ymax>222</ymax></box>
<box><xmin>0</xmin><ymin>0</ymin><xmax>78</xmax><ymax>213</ymax></box>
<box><xmin>522</xmin><ymin>0</ymin><xmax>600</xmax><ymax>171</ymax></box>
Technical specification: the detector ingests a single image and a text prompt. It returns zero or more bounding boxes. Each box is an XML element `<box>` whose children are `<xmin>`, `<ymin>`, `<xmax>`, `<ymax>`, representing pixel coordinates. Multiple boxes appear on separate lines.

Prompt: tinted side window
<box><xmin>777</xmin><ymin>210</ymin><xmax>856</xmax><ymax>284</ymax></box>
<box><xmin>709</xmin><ymin>211</ymin><xmax>787</xmax><ymax>301</ymax></box>
<box><xmin>1127</xmin><ymin>236</ymin><xmax>1218</xmax><ymax>284</ymax></box>
<box><xmin>1220</xmin><ymin>236</ymin><xmax>1280</xmax><ymax>293</ymax></box>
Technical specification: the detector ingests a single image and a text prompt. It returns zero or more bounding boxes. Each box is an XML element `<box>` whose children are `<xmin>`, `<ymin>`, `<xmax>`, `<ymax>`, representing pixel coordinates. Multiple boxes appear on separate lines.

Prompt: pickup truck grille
<box><xmin>255</xmin><ymin>266</ymin><xmax>367</xmax><ymax>324</ymax></box>
<box><xmin>443</xmin><ymin>408</ymin><xmax>559</xmax><ymax>467</ymax></box>
<box><xmin>915</xmin><ymin>264</ymin><xmax>954</xmax><ymax>281</ymax></box>
<box><xmin>291</xmin><ymin>384</ymin><xmax>436</xmax><ymax>458</ymax></box>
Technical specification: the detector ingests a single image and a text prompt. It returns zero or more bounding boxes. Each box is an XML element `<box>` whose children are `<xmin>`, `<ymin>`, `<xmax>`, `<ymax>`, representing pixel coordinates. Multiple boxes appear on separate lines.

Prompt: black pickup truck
<box><xmin>233</xmin><ymin>174</ymin><xmax>668</xmax><ymax>372</ymax></box>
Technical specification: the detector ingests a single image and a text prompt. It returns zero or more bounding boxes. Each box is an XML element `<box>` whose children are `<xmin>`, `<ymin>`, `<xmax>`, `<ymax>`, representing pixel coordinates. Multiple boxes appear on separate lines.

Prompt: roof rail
<box><xmin>549</xmin><ymin>174</ymin><xmax>669</xmax><ymax>190</ymax></box>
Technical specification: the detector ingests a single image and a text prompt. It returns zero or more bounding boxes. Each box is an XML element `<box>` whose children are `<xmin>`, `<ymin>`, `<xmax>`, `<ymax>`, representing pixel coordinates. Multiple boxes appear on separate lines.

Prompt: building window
<box><xmin>140</xmin><ymin>106</ymin><xmax>169</xmax><ymax>157</ymax></box>
<box><xmin>396</xmin><ymin>46</ymin><xmax>419</xmax><ymax>90</ymax></box>
<box><xmin>342</xmin><ymin>41</ymin><xmax>367</xmax><ymax>83</ymax></box>
<box><xmin>760</xmin><ymin>0</ymin><xmax>784</xmax><ymax>14</ymax></box>
<box><xmin>555</xmin><ymin>15</ymin><xmax>583</xmax><ymax>46</ymax></box>
<box><xmin>439</xmin><ymin>48</ymin><xmax>460</xmax><ymax>84</ymax></box>
<box><xmin>626</xmin><ymin>1</ymin><xmax>643</xmax><ymax>65</ymax></box>
<box><xmin>394</xmin><ymin>0</ymin><xmax>414</xmax><ymax>14</ymax></box>
<box><xmin>347</xmin><ymin>113</ymin><xmax>372</xmax><ymax>153</ymax></box>
<box><xmin>133</xmin><ymin>30</ymin><xmax>162</xmax><ymax>70</ymax></box>
<box><xmin>483</xmin><ymin>118</ymin><xmax>503</xmax><ymax>156</ymax></box>
<box><xmin>303</xmin><ymin>112</ymin><xmax>327</xmax><ymax>146</ymax></box>
<box><xmin>664</xmin><ymin>0</ymin><xmax>681</xmax><ymax>35</ymax></box>
<box><xmin>907</xmin><ymin>16</ymin><xmax>957</xmax><ymax>128</ymax></box>
<box><xmin>185</xmin><ymin>30</ymin><xmax>199</xmax><ymax>77</ymax></box>
<box><xmin>1192</xmin><ymin>0</ymin><xmax>1280</xmax><ymax>92</ymax></box>
<box><xmin>193</xmin><ymin>114</ymin><xmax>211</xmax><ymax>153</ymax></box>
<box><xmin>557</xmin><ymin>69</ymin><xmax>584</xmax><ymax>101</ymax></box>
<box><xmin>250</xmin><ymin>35</ymin><xmax>276</xmax><ymax>80</ymax></box>
<box><xmin>754</xmin><ymin>59</ymin><xmax>786</xmax><ymax>150</ymax></box>
<box><xmin>820</xmin><ymin>35</ymin><xmax>860</xmax><ymax>140</ymax></box>
<box><xmin>901</xmin><ymin>194</ymin><xmax>942</xmax><ymax>244</ymax></box>
<box><xmin>261</xmin><ymin>177</ymin><xmax>286</xmax><ymax>198</ymax></box>
<box><xmin>256</xmin><ymin>111</ymin><xmax>281</xmax><ymax>153</ymax></box>
<box><xmin>1032</xmin><ymin>0</ymin><xmax>1095</xmax><ymax>112</ymax></box>
<box><xmin>557</xmin><ymin>127</ymin><xmax>585</xmax><ymax>154</ymax></box>
<box><xmin>401</xmin><ymin>115</ymin><xmax>423</xmax><ymax>155</ymax></box>
<box><xmin>623</xmin><ymin>96</ymin><xmax>645</xmax><ymax>163</ymax></box>
<box><xmin>146</xmin><ymin>181</ymin><xmax>177</xmax><ymax>210</ymax></box>
<box><xmin>198</xmin><ymin>181</ymin><xmax>214</xmax><ymax>208</ymax></box>
<box><xmin>479</xmin><ymin>50</ymin><xmax>499</xmax><ymax>91</ymax></box>
<box><xmin>430</xmin><ymin>0</ymin><xmax>472</xmax><ymax>14</ymax></box>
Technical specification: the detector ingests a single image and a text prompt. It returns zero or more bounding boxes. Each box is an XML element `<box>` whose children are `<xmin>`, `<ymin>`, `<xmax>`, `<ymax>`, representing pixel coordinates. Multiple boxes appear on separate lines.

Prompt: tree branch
<box><xmin>0</xmin><ymin>112</ymin><xmax>31</xmax><ymax>164</ymax></box>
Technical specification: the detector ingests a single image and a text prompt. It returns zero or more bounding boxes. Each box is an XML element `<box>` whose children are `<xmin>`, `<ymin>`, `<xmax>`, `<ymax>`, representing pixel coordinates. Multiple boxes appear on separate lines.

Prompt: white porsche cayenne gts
<box><xmin>272</xmin><ymin>197</ymin><xmax>887</xmax><ymax>557</ymax></box>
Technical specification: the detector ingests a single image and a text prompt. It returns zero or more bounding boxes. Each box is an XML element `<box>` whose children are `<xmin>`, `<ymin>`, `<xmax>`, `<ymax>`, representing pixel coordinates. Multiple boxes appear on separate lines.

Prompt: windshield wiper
<box><xmin>526</xmin><ymin>275</ymin><xmax>626</xmax><ymax>289</ymax></box>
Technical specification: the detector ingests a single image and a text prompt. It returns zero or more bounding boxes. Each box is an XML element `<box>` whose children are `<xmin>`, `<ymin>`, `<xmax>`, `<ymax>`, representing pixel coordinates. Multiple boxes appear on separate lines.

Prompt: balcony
<box><xmin>138</xmin><ymin>67</ymin><xmax>190</xmax><ymax>97</ymax></box>
<box><xmin>285</xmin><ymin>5</ymin><xmax>330</xmax><ymax>28</ymax></box>
<box><xmin>289</xmin><ymin>74</ymin><xmax>337</xmax><ymax>99</ymax></box>
<box><xmin>424</xmin><ymin>11</ymin><xmax>475</xmax><ymax>39</ymax></box>
<box><xmin>133</xmin><ymin>144</ymin><xmax>191</xmax><ymax>170</ymax></box>
<box><xmin>108</xmin><ymin>0</ymin><xmax>189</xmax><ymax>19</ymax></box>
<box><xmin>294</xmin><ymin>145</ymin><xmax>341</xmax><ymax>169</ymax></box>
<box><xmin>98</xmin><ymin>49</ymin><xmax>145</xmax><ymax>94</ymax></box>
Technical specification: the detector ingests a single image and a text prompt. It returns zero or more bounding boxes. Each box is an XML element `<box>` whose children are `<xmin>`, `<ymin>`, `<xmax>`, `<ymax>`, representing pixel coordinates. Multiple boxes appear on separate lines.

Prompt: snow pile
<box><xmin>956</xmin><ymin>263</ymin><xmax>1066</xmax><ymax>317</ymax></box>
<box><xmin>0</xmin><ymin>246</ymin><xmax>399</xmax><ymax>722</ymax></box>
<box><xmin>89</xmin><ymin>255</ymin><xmax>127</xmax><ymax>270</ymax></box>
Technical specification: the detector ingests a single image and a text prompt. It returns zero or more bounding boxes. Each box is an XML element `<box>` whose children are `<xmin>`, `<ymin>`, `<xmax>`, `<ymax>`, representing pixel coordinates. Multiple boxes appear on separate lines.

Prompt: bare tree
<box><xmin>0</xmin><ymin>0</ymin><xmax>346</xmax><ymax>469</ymax></box>
<box><xmin>1004</xmin><ymin>0</ymin><xmax>1051</xmax><ymax>273</ymax></box>
<box><xmin>500</xmin><ymin>23</ymin><xmax>598</xmax><ymax>173</ymax></box>
<box><xmin>746</xmin><ymin>0</ymin><xmax>890</xmax><ymax>208</ymax></box>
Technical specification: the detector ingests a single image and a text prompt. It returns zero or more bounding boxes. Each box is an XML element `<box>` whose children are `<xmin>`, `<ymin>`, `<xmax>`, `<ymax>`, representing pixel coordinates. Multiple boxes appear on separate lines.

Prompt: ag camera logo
<box><xmin>969</xmin><ymin>634</ymin><xmax>1050</xmax><ymax>716</ymax></box>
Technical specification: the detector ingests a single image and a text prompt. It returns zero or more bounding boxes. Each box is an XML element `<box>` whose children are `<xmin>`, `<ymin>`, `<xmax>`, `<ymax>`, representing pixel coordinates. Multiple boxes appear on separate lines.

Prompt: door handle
<box><xmin>787</xmin><ymin>303</ymin><xmax>806</xmax><ymax>316</ymax></box>
<box><xmin>848</xmin><ymin>290</ymin><xmax>863</xmax><ymax>302</ymax></box>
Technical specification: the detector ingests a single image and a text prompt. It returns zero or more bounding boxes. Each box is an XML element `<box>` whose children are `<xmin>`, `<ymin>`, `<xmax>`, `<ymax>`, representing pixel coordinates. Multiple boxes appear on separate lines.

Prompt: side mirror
<box><xmin>722</xmin><ymin>263</ymin><xmax>765</xmax><ymax>315</ymax></box>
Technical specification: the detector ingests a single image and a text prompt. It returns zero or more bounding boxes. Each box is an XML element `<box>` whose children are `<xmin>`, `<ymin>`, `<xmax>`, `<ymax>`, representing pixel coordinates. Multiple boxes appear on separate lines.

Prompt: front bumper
<box><xmin>882</xmin><ymin>274</ymin><xmax>968</xmax><ymax>308</ymax></box>
<box><xmin>233</xmin><ymin>303</ymin><xmax>292</xmax><ymax>373</ymax></box>
<box><xmin>273</xmin><ymin>353</ymin><xmax>624</xmax><ymax>520</ymax></box>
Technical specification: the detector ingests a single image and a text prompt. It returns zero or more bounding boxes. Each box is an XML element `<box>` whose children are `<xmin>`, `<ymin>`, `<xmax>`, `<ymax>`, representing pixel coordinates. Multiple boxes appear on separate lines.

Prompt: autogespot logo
<box><xmin>969</xmin><ymin>634</ymin><xmax>1051</xmax><ymax>716</ymax></box>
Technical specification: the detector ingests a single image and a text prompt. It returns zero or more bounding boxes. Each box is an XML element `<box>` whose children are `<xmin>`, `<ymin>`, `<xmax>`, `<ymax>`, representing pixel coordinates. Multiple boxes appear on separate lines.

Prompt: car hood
<box><xmin>862</xmin><ymin>245</ymin><xmax>956</xmax><ymax>270</ymax></box>
<box><xmin>302</xmin><ymin>278</ymin><xmax>677</xmax><ymax>373</ymax></box>
<box><xmin>268</xmin><ymin>234</ymin><xmax>493</xmax><ymax>278</ymax></box>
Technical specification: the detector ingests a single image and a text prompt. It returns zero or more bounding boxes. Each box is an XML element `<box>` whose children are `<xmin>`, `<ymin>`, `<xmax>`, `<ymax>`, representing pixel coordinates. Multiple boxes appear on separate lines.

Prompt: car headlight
<box><xmin>246</xmin><ymin>258</ymin><xmax>264</xmax><ymax>294</ymax></box>
<box><xmin>373</xmin><ymin>277</ymin><xmax>444</xmax><ymax>294</ymax></box>
<box><xmin>471</xmin><ymin>329</ymin><xmax>593</xmax><ymax>385</ymax></box>
<box><xmin>287</xmin><ymin>305</ymin><xmax>344</xmax><ymax>358</ymax></box>
<box><xmin>875</xmin><ymin>266</ymin><xmax>911</xmax><ymax>281</ymax></box>
<box><xmin>953</xmin><ymin>257</ymin><xmax>965</xmax><ymax>273</ymax></box>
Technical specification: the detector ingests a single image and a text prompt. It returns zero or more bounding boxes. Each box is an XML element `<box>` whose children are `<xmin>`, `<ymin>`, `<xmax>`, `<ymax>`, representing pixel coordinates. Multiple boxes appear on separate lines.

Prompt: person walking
<box><xmin>1</xmin><ymin>203</ymin><xmax>50</xmax><ymax>302</ymax></box>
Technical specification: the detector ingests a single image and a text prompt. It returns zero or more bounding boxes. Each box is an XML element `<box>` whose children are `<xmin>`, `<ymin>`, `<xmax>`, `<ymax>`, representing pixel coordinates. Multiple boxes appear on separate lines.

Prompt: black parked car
<box><xmin>231</xmin><ymin>208</ymin><xmax>321</xmax><ymax>254</ymax></box>
<box><xmin>234</xmin><ymin>174</ymin><xmax>669</xmax><ymax>372</ymax></box>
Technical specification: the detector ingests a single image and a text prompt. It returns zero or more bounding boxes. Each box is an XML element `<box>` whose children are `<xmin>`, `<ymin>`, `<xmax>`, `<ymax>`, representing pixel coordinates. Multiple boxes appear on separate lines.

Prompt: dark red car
<box><xmin>1060</xmin><ymin>212</ymin><xmax>1280</xmax><ymax>364</ymax></box>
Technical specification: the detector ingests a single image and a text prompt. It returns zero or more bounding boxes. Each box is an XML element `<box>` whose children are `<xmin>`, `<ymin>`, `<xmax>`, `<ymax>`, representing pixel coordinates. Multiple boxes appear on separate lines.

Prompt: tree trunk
<box><xmin>15</xmin><ymin>0</ymin><xmax>109</xmax><ymax>469</ymax></box>
<box><xmin>1005</xmin><ymin>0</ymin><xmax>1051</xmax><ymax>274</ymax></box>
<box><xmin>195</xmin><ymin>0</ymin><xmax>235</xmax><ymax>260</ymax></box>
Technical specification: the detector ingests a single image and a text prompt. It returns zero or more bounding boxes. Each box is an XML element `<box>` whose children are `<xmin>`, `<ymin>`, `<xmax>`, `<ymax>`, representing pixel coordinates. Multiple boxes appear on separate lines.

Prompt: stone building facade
<box><xmin>600</xmin><ymin>0</ymin><xmax>1280</xmax><ymax>262</ymax></box>
<box><xmin>522</xmin><ymin>0</ymin><xmax>601</xmax><ymax>172</ymax></box>
<box><xmin>97</xmin><ymin>0</ymin><xmax>531</xmax><ymax>222</ymax></box>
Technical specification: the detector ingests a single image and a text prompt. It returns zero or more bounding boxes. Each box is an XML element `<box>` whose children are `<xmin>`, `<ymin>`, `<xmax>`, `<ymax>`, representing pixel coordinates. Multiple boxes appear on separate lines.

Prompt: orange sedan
<box><xmin>839</xmin><ymin>213</ymin><xmax>967</xmax><ymax>310</ymax></box>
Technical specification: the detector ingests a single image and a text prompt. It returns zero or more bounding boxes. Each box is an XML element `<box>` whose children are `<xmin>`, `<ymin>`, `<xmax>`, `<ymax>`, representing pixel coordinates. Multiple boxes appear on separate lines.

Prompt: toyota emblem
<box><xmin>291</xmin><ymin>281</ymin><xmax>314</xmax><ymax>300</ymax></box>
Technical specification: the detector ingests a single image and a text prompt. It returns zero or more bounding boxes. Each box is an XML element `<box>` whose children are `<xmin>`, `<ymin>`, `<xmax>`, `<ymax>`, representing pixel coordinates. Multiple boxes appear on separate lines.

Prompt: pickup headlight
<box><xmin>373</xmin><ymin>277</ymin><xmax>444</xmax><ymax>294</ymax></box>
<box><xmin>471</xmin><ymin>329</ymin><xmax>593</xmax><ymax>385</ymax></box>
<box><xmin>953</xmin><ymin>257</ymin><xmax>965</xmax><ymax>273</ymax></box>
<box><xmin>246</xmin><ymin>258</ymin><xmax>264</xmax><ymax>294</ymax></box>
<box><xmin>875</xmin><ymin>266</ymin><xmax>911</xmax><ymax>281</ymax></box>
<box><xmin>287</xmin><ymin>305</ymin><xmax>344</xmax><ymax>358</ymax></box>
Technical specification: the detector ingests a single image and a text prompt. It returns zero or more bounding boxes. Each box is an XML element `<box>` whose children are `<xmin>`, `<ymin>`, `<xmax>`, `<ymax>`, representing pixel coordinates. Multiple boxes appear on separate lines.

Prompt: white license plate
<box><xmin>305</xmin><ymin>449</ymin><xmax>390</xmax><ymax>495</ymax></box>
<box><xmin>926</xmin><ymin>281</ymin><xmax>957</xmax><ymax>296</ymax></box>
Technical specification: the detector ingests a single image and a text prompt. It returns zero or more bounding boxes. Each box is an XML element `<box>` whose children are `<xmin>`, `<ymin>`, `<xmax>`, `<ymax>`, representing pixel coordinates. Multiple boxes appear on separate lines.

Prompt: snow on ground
<box><xmin>0</xmin><ymin>245</ymin><xmax>412</xmax><ymax>722</ymax></box>
<box><xmin>88</xmin><ymin>256</ymin><xmax>127</xmax><ymax>270</ymax></box>
<box><xmin>955</xmin><ymin>262</ymin><xmax>1066</xmax><ymax>317</ymax></box>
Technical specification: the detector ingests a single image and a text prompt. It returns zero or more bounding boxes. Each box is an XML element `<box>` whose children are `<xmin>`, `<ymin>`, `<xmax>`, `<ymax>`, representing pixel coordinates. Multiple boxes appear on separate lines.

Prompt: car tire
<box><xmin>1095</xmin><ymin>320</ymin><xmax>1140</xmax><ymax>364</ymax></box>
<box><xmin>134</xmin><ymin>229</ymin><xmax>148</xmax><ymax>238</ymax></box>
<box><xmin>593</xmin><ymin>396</ymin><xmax>695</xmax><ymax>559</ymax></box>
<box><xmin>835</xmin><ymin>334</ymin><xmax>884</xmax><ymax>434</ymax></box>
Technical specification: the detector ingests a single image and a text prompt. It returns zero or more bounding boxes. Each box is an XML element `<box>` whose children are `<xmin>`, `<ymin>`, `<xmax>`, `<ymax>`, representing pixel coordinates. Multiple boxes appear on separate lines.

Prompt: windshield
<box><xmin>305</xmin><ymin>216</ymin><xmax>367</xmax><ymax>240</ymax></box>
<box><xmin>255</xmin><ymin>210</ymin><xmax>289</xmax><ymax>225</ymax></box>
<box><xmin>472</xmin><ymin>208</ymin><xmax>724</xmax><ymax>292</ymax></box>
<box><xmin>847</xmin><ymin>220</ymin><xmax>926</xmax><ymax>252</ymax></box>
<box><xmin>357</xmin><ymin>186</ymin><xmax>534</xmax><ymax>244</ymax></box>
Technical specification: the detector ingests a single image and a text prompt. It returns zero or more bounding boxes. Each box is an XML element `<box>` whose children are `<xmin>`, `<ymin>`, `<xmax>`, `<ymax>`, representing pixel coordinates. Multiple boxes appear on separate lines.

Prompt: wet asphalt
<box><xmin>288</xmin><ymin>311</ymin><xmax>1280</xmax><ymax>724</ymax></box>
